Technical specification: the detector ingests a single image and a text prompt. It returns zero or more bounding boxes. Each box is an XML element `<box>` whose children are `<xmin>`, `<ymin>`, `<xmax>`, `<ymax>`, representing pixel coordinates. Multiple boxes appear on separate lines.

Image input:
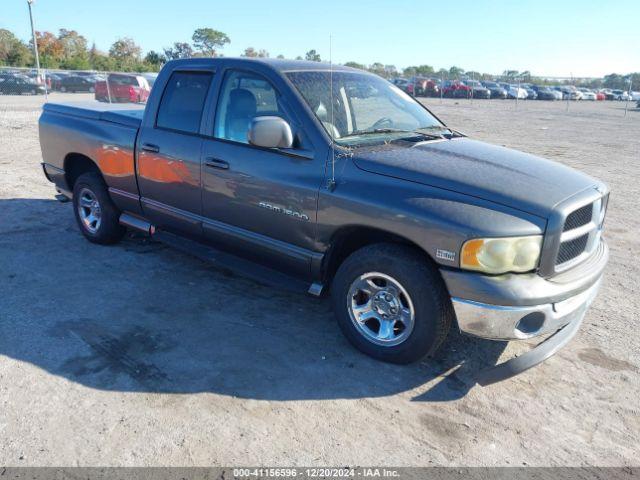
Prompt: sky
<box><xmin>2</xmin><ymin>0</ymin><xmax>639</xmax><ymax>77</ymax></box>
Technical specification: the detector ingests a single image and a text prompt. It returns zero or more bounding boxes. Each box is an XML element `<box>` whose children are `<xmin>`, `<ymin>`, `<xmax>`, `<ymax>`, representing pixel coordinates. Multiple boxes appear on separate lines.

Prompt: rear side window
<box><xmin>156</xmin><ymin>71</ymin><xmax>213</xmax><ymax>134</ymax></box>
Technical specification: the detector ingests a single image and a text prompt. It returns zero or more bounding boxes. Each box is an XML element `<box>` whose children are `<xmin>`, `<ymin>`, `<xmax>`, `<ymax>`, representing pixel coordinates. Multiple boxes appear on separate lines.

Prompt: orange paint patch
<box><xmin>138</xmin><ymin>153</ymin><xmax>195</xmax><ymax>185</ymax></box>
<box><xmin>96</xmin><ymin>146</ymin><xmax>134</xmax><ymax>177</ymax></box>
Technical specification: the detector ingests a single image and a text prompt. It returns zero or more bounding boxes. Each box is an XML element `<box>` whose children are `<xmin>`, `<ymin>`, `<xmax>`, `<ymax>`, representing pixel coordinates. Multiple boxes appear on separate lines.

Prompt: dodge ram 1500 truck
<box><xmin>39</xmin><ymin>58</ymin><xmax>609</xmax><ymax>384</ymax></box>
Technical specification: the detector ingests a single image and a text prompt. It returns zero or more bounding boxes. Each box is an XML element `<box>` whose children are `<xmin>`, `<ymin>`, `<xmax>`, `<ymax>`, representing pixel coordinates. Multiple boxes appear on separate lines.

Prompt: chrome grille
<box><xmin>557</xmin><ymin>234</ymin><xmax>589</xmax><ymax>264</ymax></box>
<box><xmin>563</xmin><ymin>204</ymin><xmax>593</xmax><ymax>231</ymax></box>
<box><xmin>554</xmin><ymin>195</ymin><xmax>607</xmax><ymax>270</ymax></box>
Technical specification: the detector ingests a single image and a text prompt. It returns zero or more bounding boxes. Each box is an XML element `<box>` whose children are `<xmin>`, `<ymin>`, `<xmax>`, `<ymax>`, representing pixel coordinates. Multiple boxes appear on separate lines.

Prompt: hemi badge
<box><xmin>436</xmin><ymin>249</ymin><xmax>456</xmax><ymax>262</ymax></box>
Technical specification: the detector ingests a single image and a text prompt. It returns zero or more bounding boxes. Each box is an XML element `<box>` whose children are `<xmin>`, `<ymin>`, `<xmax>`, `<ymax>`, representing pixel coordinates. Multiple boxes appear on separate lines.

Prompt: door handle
<box><xmin>141</xmin><ymin>143</ymin><xmax>160</xmax><ymax>153</ymax></box>
<box><xmin>204</xmin><ymin>158</ymin><xmax>229</xmax><ymax>170</ymax></box>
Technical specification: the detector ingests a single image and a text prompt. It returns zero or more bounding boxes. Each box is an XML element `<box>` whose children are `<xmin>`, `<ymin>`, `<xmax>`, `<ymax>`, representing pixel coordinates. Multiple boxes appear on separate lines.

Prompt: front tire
<box><xmin>72</xmin><ymin>172</ymin><xmax>125</xmax><ymax>245</ymax></box>
<box><xmin>331</xmin><ymin>243</ymin><xmax>453</xmax><ymax>364</ymax></box>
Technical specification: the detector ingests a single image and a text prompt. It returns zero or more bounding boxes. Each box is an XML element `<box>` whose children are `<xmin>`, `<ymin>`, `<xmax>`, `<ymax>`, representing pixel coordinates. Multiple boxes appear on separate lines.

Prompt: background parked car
<box><xmin>141</xmin><ymin>72</ymin><xmax>158</xmax><ymax>89</ymax></box>
<box><xmin>392</xmin><ymin>78</ymin><xmax>415</xmax><ymax>96</ymax></box>
<box><xmin>579</xmin><ymin>88</ymin><xmax>597</xmax><ymax>100</ymax></box>
<box><xmin>408</xmin><ymin>76</ymin><xmax>439</xmax><ymax>97</ymax></box>
<box><xmin>531</xmin><ymin>85</ymin><xmax>557</xmax><ymax>100</ymax></box>
<box><xmin>47</xmin><ymin>72</ymin><xmax>70</xmax><ymax>91</ymax></box>
<box><xmin>499</xmin><ymin>82</ymin><xmax>527</xmax><ymax>99</ymax></box>
<box><xmin>521</xmin><ymin>85</ymin><xmax>538</xmax><ymax>99</ymax></box>
<box><xmin>59</xmin><ymin>75</ymin><xmax>97</xmax><ymax>93</ymax></box>
<box><xmin>95</xmin><ymin>73</ymin><xmax>151</xmax><ymax>103</ymax></box>
<box><xmin>481</xmin><ymin>81</ymin><xmax>507</xmax><ymax>98</ymax></box>
<box><xmin>0</xmin><ymin>75</ymin><xmax>46</xmax><ymax>95</ymax></box>
<box><xmin>611</xmin><ymin>89</ymin><xmax>630</xmax><ymax>101</ymax></box>
<box><xmin>443</xmin><ymin>80</ymin><xmax>471</xmax><ymax>98</ymax></box>
<box><xmin>463</xmin><ymin>80</ymin><xmax>491</xmax><ymax>99</ymax></box>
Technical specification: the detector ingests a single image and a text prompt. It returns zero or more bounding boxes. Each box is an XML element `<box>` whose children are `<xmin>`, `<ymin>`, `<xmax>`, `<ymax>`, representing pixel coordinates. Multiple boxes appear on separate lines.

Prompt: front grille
<box><xmin>540</xmin><ymin>188</ymin><xmax>608</xmax><ymax>276</ymax></box>
<box><xmin>563</xmin><ymin>204</ymin><xmax>593</xmax><ymax>231</ymax></box>
<box><xmin>557</xmin><ymin>234</ymin><xmax>589</xmax><ymax>264</ymax></box>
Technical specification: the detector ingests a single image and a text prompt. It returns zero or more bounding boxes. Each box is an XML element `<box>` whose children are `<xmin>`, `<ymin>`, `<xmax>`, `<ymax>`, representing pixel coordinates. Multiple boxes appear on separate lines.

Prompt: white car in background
<box><xmin>579</xmin><ymin>89</ymin><xmax>597</xmax><ymax>100</ymax></box>
<box><xmin>611</xmin><ymin>89</ymin><xmax>631</xmax><ymax>101</ymax></box>
<box><xmin>499</xmin><ymin>82</ymin><xmax>528</xmax><ymax>99</ymax></box>
<box><xmin>631</xmin><ymin>91</ymin><xmax>640</xmax><ymax>101</ymax></box>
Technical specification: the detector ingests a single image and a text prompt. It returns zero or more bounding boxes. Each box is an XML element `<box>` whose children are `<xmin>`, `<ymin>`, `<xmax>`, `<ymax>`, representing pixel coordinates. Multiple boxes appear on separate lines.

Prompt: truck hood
<box><xmin>351</xmin><ymin>138</ymin><xmax>597</xmax><ymax>218</ymax></box>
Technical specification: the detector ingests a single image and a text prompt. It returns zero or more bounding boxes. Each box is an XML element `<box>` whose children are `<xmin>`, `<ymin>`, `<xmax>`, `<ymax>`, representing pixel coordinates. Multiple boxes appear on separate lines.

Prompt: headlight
<box><xmin>460</xmin><ymin>235</ymin><xmax>543</xmax><ymax>274</ymax></box>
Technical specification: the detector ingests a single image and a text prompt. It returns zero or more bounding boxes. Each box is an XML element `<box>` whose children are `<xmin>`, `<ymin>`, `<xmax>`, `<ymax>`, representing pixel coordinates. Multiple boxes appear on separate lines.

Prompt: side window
<box><xmin>156</xmin><ymin>71</ymin><xmax>213</xmax><ymax>134</ymax></box>
<box><xmin>214</xmin><ymin>70</ymin><xmax>286</xmax><ymax>144</ymax></box>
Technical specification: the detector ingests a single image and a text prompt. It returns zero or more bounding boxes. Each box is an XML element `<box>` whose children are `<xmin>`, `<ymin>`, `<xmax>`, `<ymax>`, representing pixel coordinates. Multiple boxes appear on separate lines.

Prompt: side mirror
<box><xmin>248</xmin><ymin>116</ymin><xmax>293</xmax><ymax>149</ymax></box>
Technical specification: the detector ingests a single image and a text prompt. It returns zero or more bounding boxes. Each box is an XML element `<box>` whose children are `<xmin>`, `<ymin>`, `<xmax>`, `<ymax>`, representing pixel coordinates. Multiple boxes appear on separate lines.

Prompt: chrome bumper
<box><xmin>453</xmin><ymin>280</ymin><xmax>601</xmax><ymax>386</ymax></box>
<box><xmin>452</xmin><ymin>278</ymin><xmax>602</xmax><ymax>341</ymax></box>
<box><xmin>441</xmin><ymin>240</ymin><xmax>607</xmax><ymax>385</ymax></box>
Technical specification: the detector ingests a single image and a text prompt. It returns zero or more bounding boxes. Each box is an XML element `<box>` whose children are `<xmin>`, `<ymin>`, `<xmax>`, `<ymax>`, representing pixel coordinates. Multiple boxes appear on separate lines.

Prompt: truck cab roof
<box><xmin>165</xmin><ymin>57</ymin><xmax>359</xmax><ymax>73</ymax></box>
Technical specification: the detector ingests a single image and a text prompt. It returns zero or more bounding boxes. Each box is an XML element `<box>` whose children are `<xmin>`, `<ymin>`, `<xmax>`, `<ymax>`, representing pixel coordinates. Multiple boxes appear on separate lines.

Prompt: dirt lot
<box><xmin>0</xmin><ymin>93</ymin><xmax>639</xmax><ymax>467</ymax></box>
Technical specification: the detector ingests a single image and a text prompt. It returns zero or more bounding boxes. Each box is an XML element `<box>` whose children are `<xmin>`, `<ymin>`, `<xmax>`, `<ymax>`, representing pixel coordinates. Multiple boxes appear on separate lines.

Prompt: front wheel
<box><xmin>331</xmin><ymin>243</ymin><xmax>453</xmax><ymax>364</ymax></box>
<box><xmin>72</xmin><ymin>172</ymin><xmax>125</xmax><ymax>244</ymax></box>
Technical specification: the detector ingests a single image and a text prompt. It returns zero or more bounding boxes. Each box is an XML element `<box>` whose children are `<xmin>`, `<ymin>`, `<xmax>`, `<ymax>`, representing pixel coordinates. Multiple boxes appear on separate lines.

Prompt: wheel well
<box><xmin>322</xmin><ymin>227</ymin><xmax>433</xmax><ymax>285</ymax></box>
<box><xmin>64</xmin><ymin>153</ymin><xmax>100</xmax><ymax>190</ymax></box>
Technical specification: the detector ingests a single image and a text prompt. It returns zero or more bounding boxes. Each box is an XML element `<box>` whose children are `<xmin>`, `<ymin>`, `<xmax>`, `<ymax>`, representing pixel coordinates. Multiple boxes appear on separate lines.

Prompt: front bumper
<box><xmin>440</xmin><ymin>239</ymin><xmax>608</xmax><ymax>384</ymax></box>
<box><xmin>451</xmin><ymin>278</ymin><xmax>602</xmax><ymax>341</ymax></box>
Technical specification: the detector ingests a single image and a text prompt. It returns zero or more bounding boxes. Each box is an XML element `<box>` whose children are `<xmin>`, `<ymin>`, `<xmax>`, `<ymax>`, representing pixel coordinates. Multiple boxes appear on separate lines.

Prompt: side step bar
<box><xmin>119</xmin><ymin>213</ymin><xmax>152</xmax><ymax>234</ymax></box>
<box><xmin>153</xmin><ymin>230</ymin><xmax>311</xmax><ymax>295</ymax></box>
<box><xmin>118</xmin><ymin>213</ymin><xmax>322</xmax><ymax>295</ymax></box>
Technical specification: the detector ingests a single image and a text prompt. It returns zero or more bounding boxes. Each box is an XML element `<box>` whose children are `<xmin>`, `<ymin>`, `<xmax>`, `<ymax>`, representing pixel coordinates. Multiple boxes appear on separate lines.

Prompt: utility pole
<box><xmin>27</xmin><ymin>0</ymin><xmax>41</xmax><ymax>78</ymax></box>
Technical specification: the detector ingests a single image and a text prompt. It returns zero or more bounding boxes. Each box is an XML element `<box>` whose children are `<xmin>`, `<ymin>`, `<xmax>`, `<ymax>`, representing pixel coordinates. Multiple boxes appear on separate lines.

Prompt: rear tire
<box><xmin>72</xmin><ymin>172</ymin><xmax>125</xmax><ymax>245</ymax></box>
<box><xmin>331</xmin><ymin>243</ymin><xmax>453</xmax><ymax>364</ymax></box>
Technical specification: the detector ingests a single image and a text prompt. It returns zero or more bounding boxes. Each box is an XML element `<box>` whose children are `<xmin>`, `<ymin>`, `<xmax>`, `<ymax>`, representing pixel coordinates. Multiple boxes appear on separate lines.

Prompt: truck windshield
<box><xmin>286</xmin><ymin>71</ymin><xmax>444</xmax><ymax>146</ymax></box>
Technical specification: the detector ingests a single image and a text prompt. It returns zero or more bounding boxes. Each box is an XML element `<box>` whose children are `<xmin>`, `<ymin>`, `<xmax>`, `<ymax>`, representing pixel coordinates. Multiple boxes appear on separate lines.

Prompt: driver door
<box><xmin>200</xmin><ymin>69</ymin><xmax>323</xmax><ymax>278</ymax></box>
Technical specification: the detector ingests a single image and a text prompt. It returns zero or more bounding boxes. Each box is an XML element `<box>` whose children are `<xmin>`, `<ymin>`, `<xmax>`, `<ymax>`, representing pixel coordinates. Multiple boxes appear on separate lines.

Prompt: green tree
<box><xmin>144</xmin><ymin>50</ymin><xmax>165</xmax><ymax>67</ymax></box>
<box><xmin>276</xmin><ymin>54</ymin><xmax>285</xmax><ymax>59</ymax></box>
<box><xmin>344</xmin><ymin>61</ymin><xmax>366</xmax><ymax>70</ymax></box>
<box><xmin>109</xmin><ymin>37</ymin><xmax>141</xmax><ymax>70</ymax></box>
<box><xmin>192</xmin><ymin>28</ymin><xmax>229</xmax><ymax>57</ymax></box>
<box><xmin>448</xmin><ymin>66</ymin><xmax>465</xmax><ymax>78</ymax></box>
<box><xmin>163</xmin><ymin>42</ymin><xmax>193</xmax><ymax>60</ymax></box>
<box><xmin>242</xmin><ymin>47</ymin><xmax>269</xmax><ymax>58</ymax></box>
<box><xmin>58</xmin><ymin>29</ymin><xmax>87</xmax><ymax>58</ymax></box>
<box><xmin>305</xmin><ymin>49</ymin><xmax>321</xmax><ymax>62</ymax></box>
<box><xmin>368</xmin><ymin>62</ymin><xmax>386</xmax><ymax>77</ymax></box>
<box><xmin>0</xmin><ymin>29</ymin><xmax>32</xmax><ymax>67</ymax></box>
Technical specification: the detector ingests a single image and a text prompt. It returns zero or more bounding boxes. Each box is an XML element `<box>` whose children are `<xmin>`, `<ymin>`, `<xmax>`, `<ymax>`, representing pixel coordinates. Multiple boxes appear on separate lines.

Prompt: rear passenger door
<box><xmin>136</xmin><ymin>69</ymin><xmax>214</xmax><ymax>237</ymax></box>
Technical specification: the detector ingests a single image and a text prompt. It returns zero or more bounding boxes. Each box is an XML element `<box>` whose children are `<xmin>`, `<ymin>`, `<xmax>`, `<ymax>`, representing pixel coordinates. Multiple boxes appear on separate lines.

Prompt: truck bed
<box><xmin>39</xmin><ymin>101</ymin><xmax>144</xmax><ymax>214</ymax></box>
<box><xmin>42</xmin><ymin>101</ymin><xmax>144</xmax><ymax>129</ymax></box>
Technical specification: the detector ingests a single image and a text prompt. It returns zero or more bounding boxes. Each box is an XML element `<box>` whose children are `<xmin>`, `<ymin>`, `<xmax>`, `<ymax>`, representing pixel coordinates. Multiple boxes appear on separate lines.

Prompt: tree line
<box><xmin>0</xmin><ymin>27</ymin><xmax>637</xmax><ymax>89</ymax></box>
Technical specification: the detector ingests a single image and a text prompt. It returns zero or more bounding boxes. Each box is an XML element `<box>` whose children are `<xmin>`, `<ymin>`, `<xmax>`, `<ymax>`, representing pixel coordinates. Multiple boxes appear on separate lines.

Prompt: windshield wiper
<box><xmin>417</xmin><ymin>125</ymin><xmax>466</xmax><ymax>138</ymax></box>
<box><xmin>342</xmin><ymin>128</ymin><xmax>444</xmax><ymax>141</ymax></box>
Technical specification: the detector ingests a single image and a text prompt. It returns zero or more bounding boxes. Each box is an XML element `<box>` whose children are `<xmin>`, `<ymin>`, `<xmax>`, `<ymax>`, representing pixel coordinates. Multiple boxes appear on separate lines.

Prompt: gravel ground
<box><xmin>0</xmin><ymin>93</ymin><xmax>638</xmax><ymax>467</ymax></box>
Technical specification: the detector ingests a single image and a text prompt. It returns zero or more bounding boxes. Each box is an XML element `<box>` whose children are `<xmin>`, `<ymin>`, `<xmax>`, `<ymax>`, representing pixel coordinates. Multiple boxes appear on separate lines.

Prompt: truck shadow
<box><xmin>0</xmin><ymin>198</ymin><xmax>508</xmax><ymax>402</ymax></box>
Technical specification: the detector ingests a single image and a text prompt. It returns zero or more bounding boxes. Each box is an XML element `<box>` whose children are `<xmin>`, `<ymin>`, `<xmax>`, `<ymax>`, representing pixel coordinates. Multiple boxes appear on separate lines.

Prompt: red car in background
<box><xmin>95</xmin><ymin>73</ymin><xmax>150</xmax><ymax>103</ymax></box>
<box><xmin>443</xmin><ymin>80</ymin><xmax>471</xmax><ymax>98</ymax></box>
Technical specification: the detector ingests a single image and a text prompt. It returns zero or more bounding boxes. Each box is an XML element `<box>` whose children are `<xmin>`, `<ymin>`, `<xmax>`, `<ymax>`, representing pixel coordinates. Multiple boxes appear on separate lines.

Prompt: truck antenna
<box><xmin>327</xmin><ymin>34</ymin><xmax>336</xmax><ymax>191</ymax></box>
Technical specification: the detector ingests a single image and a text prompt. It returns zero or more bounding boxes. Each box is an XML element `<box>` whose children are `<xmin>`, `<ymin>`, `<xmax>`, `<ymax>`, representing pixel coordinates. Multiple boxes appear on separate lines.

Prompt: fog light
<box><xmin>516</xmin><ymin>312</ymin><xmax>546</xmax><ymax>335</ymax></box>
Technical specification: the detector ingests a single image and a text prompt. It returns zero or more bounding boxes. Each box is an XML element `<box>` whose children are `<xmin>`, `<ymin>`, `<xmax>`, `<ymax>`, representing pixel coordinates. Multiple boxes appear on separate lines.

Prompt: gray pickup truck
<box><xmin>39</xmin><ymin>58</ymin><xmax>609</xmax><ymax>384</ymax></box>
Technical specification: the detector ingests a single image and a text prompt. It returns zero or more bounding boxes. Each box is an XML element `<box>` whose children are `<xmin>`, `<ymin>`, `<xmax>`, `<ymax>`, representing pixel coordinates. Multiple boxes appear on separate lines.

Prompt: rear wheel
<box><xmin>72</xmin><ymin>172</ymin><xmax>125</xmax><ymax>245</ymax></box>
<box><xmin>331</xmin><ymin>243</ymin><xmax>453</xmax><ymax>364</ymax></box>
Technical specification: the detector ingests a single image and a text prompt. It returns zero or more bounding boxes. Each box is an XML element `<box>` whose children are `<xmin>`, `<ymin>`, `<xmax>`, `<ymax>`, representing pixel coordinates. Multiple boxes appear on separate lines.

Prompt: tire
<box><xmin>331</xmin><ymin>243</ymin><xmax>453</xmax><ymax>364</ymax></box>
<box><xmin>72</xmin><ymin>172</ymin><xmax>125</xmax><ymax>245</ymax></box>
<box><xmin>60</xmin><ymin>86</ymin><xmax>66</xmax><ymax>92</ymax></box>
